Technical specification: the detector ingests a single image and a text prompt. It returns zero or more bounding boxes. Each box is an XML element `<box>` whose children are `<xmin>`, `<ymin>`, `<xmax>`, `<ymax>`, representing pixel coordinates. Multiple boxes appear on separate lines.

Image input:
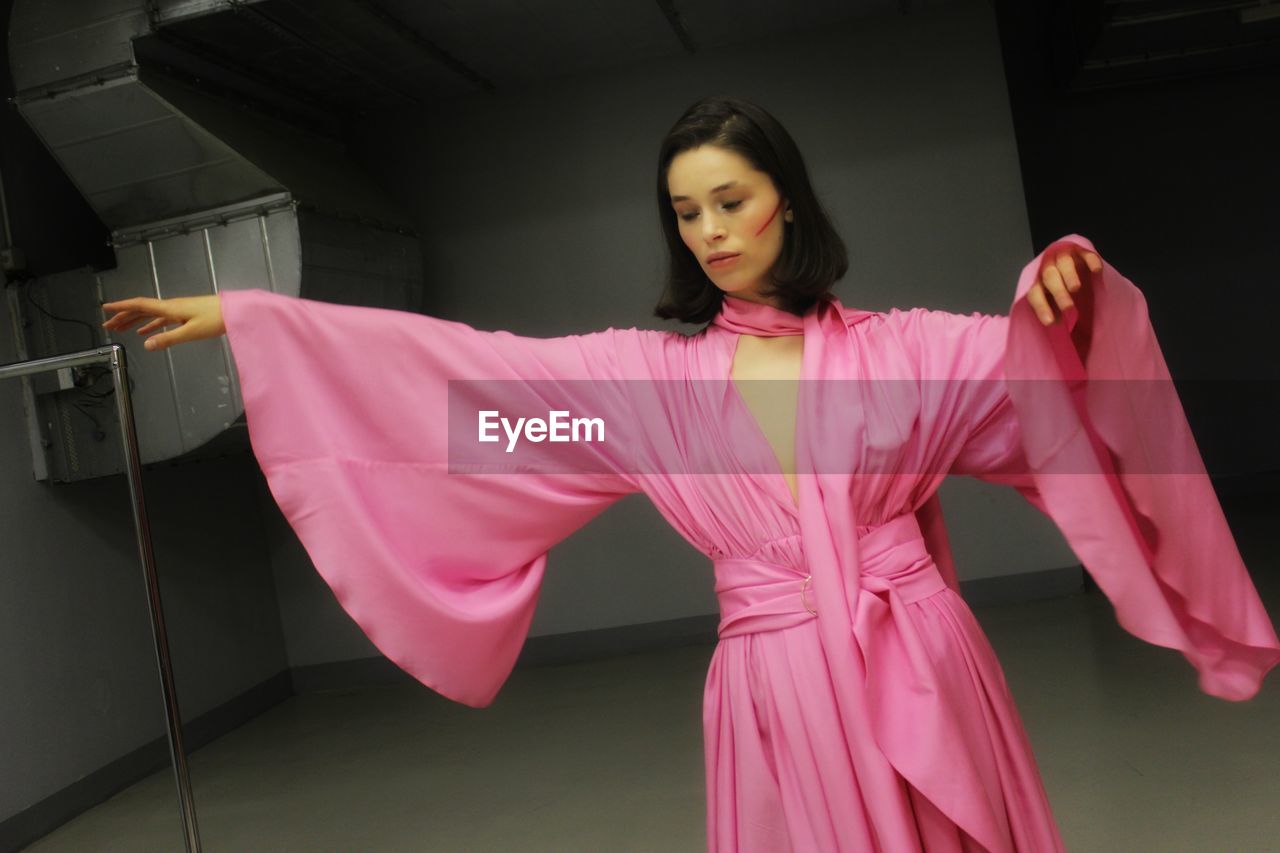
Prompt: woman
<box><xmin>101</xmin><ymin>96</ymin><xmax>1279</xmax><ymax>852</ymax></box>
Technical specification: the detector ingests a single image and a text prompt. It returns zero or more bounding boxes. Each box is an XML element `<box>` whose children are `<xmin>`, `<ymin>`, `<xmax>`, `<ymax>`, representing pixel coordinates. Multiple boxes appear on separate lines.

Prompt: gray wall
<box><xmin>0</xmin><ymin>436</ymin><xmax>289</xmax><ymax>822</ymax></box>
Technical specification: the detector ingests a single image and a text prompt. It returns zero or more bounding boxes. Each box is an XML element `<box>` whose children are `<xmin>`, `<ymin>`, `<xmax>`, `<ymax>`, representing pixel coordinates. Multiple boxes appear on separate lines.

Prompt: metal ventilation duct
<box><xmin>7</xmin><ymin>0</ymin><xmax>423</xmax><ymax>482</ymax></box>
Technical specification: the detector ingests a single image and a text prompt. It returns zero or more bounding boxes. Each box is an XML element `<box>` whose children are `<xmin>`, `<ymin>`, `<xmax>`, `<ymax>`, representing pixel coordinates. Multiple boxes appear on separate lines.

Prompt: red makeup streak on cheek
<box><xmin>753</xmin><ymin>199</ymin><xmax>782</xmax><ymax>236</ymax></box>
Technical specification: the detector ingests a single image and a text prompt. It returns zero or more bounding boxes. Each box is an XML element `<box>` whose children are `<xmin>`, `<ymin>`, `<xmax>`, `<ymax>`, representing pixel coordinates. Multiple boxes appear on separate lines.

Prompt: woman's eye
<box><xmin>678</xmin><ymin>200</ymin><xmax>743</xmax><ymax>222</ymax></box>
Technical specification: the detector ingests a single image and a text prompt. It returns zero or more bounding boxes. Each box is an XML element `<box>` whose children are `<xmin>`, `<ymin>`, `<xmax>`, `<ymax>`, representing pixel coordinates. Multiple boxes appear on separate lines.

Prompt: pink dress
<box><xmin>218</xmin><ymin>233</ymin><xmax>1280</xmax><ymax>851</ymax></box>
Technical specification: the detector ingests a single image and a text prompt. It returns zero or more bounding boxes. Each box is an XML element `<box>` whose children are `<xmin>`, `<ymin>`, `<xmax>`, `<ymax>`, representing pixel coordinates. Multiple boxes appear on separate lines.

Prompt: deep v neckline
<box><xmin>727</xmin><ymin>331</ymin><xmax>804</xmax><ymax>514</ymax></box>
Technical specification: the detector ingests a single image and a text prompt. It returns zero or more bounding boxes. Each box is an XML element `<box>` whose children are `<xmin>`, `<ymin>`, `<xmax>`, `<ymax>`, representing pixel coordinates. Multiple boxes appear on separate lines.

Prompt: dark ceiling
<box><xmin>124</xmin><ymin>0</ymin><xmax>1280</xmax><ymax>143</ymax></box>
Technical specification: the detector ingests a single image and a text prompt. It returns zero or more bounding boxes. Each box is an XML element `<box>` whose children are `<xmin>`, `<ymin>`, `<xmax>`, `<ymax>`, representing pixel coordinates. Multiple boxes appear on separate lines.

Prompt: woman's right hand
<box><xmin>100</xmin><ymin>294</ymin><xmax>226</xmax><ymax>352</ymax></box>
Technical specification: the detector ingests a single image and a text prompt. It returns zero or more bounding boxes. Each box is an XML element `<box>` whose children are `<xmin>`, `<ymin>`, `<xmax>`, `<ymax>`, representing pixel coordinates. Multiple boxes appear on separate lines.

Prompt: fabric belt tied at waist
<box><xmin>713</xmin><ymin>511</ymin><xmax>949</xmax><ymax>640</ymax></box>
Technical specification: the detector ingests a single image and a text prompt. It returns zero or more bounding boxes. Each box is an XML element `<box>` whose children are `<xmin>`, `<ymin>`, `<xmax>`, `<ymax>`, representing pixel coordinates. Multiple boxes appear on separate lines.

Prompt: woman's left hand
<box><xmin>1029</xmin><ymin>246</ymin><xmax>1102</xmax><ymax>326</ymax></box>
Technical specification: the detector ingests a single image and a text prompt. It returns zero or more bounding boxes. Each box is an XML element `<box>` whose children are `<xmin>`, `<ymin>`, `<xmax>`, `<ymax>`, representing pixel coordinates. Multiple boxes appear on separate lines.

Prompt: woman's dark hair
<box><xmin>653</xmin><ymin>95</ymin><xmax>848</xmax><ymax>324</ymax></box>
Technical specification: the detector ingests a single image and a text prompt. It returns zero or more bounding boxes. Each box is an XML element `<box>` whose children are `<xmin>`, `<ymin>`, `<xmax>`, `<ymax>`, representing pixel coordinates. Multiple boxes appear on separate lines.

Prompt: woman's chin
<box><xmin>709</xmin><ymin>275</ymin><xmax>756</xmax><ymax>296</ymax></box>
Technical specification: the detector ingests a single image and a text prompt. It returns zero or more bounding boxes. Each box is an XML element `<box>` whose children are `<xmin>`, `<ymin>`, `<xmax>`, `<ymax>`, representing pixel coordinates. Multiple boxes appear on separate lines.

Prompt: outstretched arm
<box><xmin>951</xmin><ymin>235</ymin><xmax>1279</xmax><ymax>702</ymax></box>
<box><xmin>109</xmin><ymin>288</ymin><xmax>643</xmax><ymax>708</ymax></box>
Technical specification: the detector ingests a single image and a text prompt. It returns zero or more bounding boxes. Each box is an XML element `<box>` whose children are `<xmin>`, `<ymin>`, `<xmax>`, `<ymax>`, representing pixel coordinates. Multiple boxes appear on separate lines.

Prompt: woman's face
<box><xmin>666</xmin><ymin>145</ymin><xmax>792</xmax><ymax>305</ymax></box>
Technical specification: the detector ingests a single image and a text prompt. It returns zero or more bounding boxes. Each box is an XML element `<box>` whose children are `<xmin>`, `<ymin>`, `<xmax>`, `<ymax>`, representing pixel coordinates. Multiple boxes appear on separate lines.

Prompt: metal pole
<box><xmin>0</xmin><ymin>343</ymin><xmax>202</xmax><ymax>852</ymax></box>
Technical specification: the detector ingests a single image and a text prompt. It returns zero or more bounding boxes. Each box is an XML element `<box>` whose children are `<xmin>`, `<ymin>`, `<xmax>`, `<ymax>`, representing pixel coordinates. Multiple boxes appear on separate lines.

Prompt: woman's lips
<box><xmin>708</xmin><ymin>254</ymin><xmax>740</xmax><ymax>268</ymax></box>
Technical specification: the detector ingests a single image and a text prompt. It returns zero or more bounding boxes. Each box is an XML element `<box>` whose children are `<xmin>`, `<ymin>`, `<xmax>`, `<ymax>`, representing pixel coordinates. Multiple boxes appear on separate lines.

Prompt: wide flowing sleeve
<box><xmin>219</xmin><ymin>288</ymin><xmax>643</xmax><ymax>708</ymax></box>
<box><xmin>920</xmin><ymin>234</ymin><xmax>1280</xmax><ymax>702</ymax></box>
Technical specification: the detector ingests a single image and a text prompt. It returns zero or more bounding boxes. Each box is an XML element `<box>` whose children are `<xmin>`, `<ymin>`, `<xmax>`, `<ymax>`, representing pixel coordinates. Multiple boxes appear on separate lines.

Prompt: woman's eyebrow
<box><xmin>671</xmin><ymin>181</ymin><xmax>740</xmax><ymax>203</ymax></box>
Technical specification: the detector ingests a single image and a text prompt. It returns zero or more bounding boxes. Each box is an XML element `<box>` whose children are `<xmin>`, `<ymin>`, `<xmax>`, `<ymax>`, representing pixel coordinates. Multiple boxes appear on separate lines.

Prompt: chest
<box><xmin>729</xmin><ymin>333</ymin><xmax>804</xmax><ymax>502</ymax></box>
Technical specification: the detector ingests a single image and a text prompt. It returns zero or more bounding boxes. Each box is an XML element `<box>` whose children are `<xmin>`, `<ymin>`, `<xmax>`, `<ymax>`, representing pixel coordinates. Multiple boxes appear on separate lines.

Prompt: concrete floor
<box><xmin>23</xmin><ymin>500</ymin><xmax>1280</xmax><ymax>852</ymax></box>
